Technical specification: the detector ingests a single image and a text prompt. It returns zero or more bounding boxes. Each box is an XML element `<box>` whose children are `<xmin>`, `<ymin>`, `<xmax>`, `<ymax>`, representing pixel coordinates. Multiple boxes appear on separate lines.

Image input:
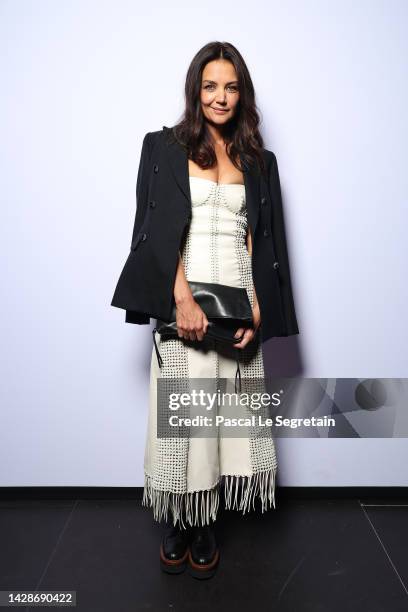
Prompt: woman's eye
<box><xmin>203</xmin><ymin>85</ymin><xmax>238</xmax><ymax>92</ymax></box>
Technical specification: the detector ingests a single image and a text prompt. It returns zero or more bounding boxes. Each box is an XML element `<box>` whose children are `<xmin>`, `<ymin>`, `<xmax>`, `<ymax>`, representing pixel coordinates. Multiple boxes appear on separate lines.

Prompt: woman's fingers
<box><xmin>196</xmin><ymin>314</ymin><xmax>209</xmax><ymax>341</ymax></box>
<box><xmin>176</xmin><ymin>303</ymin><xmax>209</xmax><ymax>342</ymax></box>
<box><xmin>234</xmin><ymin>327</ymin><xmax>245</xmax><ymax>340</ymax></box>
<box><xmin>233</xmin><ymin>327</ymin><xmax>254</xmax><ymax>349</ymax></box>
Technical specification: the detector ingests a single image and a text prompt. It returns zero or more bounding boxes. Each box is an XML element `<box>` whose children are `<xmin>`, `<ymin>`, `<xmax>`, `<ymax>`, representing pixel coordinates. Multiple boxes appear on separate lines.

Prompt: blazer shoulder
<box><xmin>143</xmin><ymin>127</ymin><xmax>170</xmax><ymax>151</ymax></box>
<box><xmin>260</xmin><ymin>148</ymin><xmax>277</xmax><ymax>179</ymax></box>
<box><xmin>262</xmin><ymin>147</ymin><xmax>277</xmax><ymax>164</ymax></box>
<box><xmin>148</xmin><ymin>128</ymin><xmax>165</xmax><ymax>140</ymax></box>
<box><xmin>142</xmin><ymin>128</ymin><xmax>162</xmax><ymax>145</ymax></box>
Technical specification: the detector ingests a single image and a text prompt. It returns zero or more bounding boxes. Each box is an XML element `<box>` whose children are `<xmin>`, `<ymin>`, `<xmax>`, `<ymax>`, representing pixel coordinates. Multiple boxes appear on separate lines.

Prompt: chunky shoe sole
<box><xmin>160</xmin><ymin>543</ymin><xmax>189</xmax><ymax>574</ymax></box>
<box><xmin>187</xmin><ymin>548</ymin><xmax>220</xmax><ymax>580</ymax></box>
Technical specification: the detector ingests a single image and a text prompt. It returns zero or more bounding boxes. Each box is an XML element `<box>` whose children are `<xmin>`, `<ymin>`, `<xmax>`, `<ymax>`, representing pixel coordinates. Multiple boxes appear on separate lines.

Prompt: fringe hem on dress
<box><xmin>142</xmin><ymin>467</ymin><xmax>277</xmax><ymax>529</ymax></box>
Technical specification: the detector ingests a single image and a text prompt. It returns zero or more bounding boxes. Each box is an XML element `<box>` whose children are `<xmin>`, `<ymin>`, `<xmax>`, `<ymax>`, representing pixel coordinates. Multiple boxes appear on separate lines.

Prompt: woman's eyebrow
<box><xmin>202</xmin><ymin>79</ymin><xmax>238</xmax><ymax>85</ymax></box>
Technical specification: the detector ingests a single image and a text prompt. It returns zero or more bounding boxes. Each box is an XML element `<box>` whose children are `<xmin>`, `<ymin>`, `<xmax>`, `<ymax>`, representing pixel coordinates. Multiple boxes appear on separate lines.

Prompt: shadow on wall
<box><xmin>263</xmin><ymin>335</ymin><xmax>303</xmax><ymax>378</ymax></box>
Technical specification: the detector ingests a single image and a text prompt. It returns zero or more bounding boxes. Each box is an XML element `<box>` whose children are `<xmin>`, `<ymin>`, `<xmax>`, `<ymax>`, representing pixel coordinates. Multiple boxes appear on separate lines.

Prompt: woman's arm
<box><xmin>233</xmin><ymin>228</ymin><xmax>261</xmax><ymax>349</ymax></box>
<box><xmin>246</xmin><ymin>229</ymin><xmax>260</xmax><ymax>315</ymax></box>
<box><xmin>173</xmin><ymin>250</ymin><xmax>193</xmax><ymax>304</ymax></box>
<box><xmin>234</xmin><ymin>227</ymin><xmax>261</xmax><ymax>348</ymax></box>
<box><xmin>173</xmin><ymin>251</ymin><xmax>209</xmax><ymax>342</ymax></box>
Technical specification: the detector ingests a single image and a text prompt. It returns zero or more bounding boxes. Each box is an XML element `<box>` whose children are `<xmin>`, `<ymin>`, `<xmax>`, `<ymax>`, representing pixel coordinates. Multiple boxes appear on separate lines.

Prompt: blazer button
<box><xmin>261</xmin><ymin>196</ymin><xmax>267</xmax><ymax>205</ymax></box>
<box><xmin>273</xmin><ymin>261</ymin><xmax>279</xmax><ymax>270</ymax></box>
<box><xmin>153</xmin><ymin>164</ymin><xmax>159</xmax><ymax>173</ymax></box>
<box><xmin>149</xmin><ymin>200</ymin><xmax>156</xmax><ymax>208</ymax></box>
<box><xmin>141</xmin><ymin>233</ymin><xmax>147</xmax><ymax>241</ymax></box>
<box><xmin>263</xmin><ymin>228</ymin><xmax>269</xmax><ymax>237</ymax></box>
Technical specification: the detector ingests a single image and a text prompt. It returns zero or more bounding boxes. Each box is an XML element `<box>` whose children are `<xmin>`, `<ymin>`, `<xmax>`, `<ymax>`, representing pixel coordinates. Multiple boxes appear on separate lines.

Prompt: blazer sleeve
<box><xmin>268</xmin><ymin>152</ymin><xmax>299</xmax><ymax>335</ymax></box>
<box><xmin>129</xmin><ymin>131</ymin><xmax>152</xmax><ymax>249</ymax></box>
<box><xmin>125</xmin><ymin>131</ymin><xmax>152</xmax><ymax>325</ymax></box>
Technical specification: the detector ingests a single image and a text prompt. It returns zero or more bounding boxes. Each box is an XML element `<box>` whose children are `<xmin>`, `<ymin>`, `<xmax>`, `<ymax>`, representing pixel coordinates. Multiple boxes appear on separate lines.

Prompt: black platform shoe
<box><xmin>188</xmin><ymin>524</ymin><xmax>219</xmax><ymax>579</ymax></box>
<box><xmin>160</xmin><ymin>524</ymin><xmax>190</xmax><ymax>574</ymax></box>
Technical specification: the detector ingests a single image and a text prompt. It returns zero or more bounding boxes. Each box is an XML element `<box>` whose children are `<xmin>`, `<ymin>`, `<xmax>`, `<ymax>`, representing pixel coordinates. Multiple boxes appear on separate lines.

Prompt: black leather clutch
<box><xmin>156</xmin><ymin>281</ymin><xmax>253</xmax><ymax>341</ymax></box>
<box><xmin>152</xmin><ymin>281</ymin><xmax>254</xmax><ymax>392</ymax></box>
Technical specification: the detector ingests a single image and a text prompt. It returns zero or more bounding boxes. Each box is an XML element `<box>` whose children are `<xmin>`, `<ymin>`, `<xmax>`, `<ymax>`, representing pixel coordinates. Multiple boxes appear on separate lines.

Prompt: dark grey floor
<box><xmin>0</xmin><ymin>494</ymin><xmax>407</xmax><ymax>611</ymax></box>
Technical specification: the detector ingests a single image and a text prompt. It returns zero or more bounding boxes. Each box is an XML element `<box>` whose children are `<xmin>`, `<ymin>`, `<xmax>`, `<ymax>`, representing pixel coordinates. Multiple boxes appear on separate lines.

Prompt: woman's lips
<box><xmin>212</xmin><ymin>108</ymin><xmax>228</xmax><ymax>114</ymax></box>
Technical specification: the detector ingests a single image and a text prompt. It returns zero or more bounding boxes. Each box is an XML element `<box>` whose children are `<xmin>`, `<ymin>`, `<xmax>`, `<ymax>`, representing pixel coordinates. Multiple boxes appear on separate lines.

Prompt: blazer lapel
<box><xmin>162</xmin><ymin>126</ymin><xmax>261</xmax><ymax>236</ymax></box>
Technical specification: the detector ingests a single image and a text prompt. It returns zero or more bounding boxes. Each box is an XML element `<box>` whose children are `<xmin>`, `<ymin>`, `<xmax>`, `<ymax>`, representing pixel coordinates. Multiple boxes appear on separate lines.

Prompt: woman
<box><xmin>111</xmin><ymin>41</ymin><xmax>299</xmax><ymax>579</ymax></box>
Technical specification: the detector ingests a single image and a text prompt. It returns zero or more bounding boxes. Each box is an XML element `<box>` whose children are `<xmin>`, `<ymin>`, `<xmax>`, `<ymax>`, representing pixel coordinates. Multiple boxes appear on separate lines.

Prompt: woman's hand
<box><xmin>175</xmin><ymin>294</ymin><xmax>209</xmax><ymax>341</ymax></box>
<box><xmin>233</xmin><ymin>303</ymin><xmax>261</xmax><ymax>349</ymax></box>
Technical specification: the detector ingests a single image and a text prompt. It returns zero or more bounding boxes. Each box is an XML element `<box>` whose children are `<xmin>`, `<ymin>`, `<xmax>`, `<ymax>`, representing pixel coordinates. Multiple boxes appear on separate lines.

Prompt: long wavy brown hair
<box><xmin>170</xmin><ymin>41</ymin><xmax>267</xmax><ymax>177</ymax></box>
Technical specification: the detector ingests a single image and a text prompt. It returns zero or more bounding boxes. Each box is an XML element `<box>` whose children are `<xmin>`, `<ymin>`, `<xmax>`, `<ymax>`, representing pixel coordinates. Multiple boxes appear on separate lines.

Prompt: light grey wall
<box><xmin>1</xmin><ymin>0</ymin><xmax>407</xmax><ymax>486</ymax></box>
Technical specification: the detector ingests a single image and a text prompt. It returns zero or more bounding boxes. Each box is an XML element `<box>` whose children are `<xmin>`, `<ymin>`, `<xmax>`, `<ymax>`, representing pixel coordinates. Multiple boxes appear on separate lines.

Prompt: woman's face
<box><xmin>200</xmin><ymin>59</ymin><xmax>240</xmax><ymax>126</ymax></box>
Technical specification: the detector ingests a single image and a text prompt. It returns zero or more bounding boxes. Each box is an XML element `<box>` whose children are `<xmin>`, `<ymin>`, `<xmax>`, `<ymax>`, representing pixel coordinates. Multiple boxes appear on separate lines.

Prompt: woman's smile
<box><xmin>212</xmin><ymin>107</ymin><xmax>229</xmax><ymax>114</ymax></box>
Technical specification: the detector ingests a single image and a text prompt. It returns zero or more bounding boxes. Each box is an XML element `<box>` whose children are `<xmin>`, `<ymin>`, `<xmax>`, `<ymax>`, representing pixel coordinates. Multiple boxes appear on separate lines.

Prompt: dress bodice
<box><xmin>188</xmin><ymin>176</ymin><xmax>246</xmax><ymax>215</ymax></box>
<box><xmin>182</xmin><ymin>176</ymin><xmax>249</xmax><ymax>287</ymax></box>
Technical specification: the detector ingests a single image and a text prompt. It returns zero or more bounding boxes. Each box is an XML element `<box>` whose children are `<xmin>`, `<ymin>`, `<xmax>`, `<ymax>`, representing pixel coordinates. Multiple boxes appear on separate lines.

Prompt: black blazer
<box><xmin>111</xmin><ymin>126</ymin><xmax>299</xmax><ymax>342</ymax></box>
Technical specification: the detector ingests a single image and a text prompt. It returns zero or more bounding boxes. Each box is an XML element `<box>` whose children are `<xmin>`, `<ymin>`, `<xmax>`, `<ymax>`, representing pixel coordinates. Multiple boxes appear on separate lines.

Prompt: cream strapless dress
<box><xmin>142</xmin><ymin>176</ymin><xmax>278</xmax><ymax>528</ymax></box>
